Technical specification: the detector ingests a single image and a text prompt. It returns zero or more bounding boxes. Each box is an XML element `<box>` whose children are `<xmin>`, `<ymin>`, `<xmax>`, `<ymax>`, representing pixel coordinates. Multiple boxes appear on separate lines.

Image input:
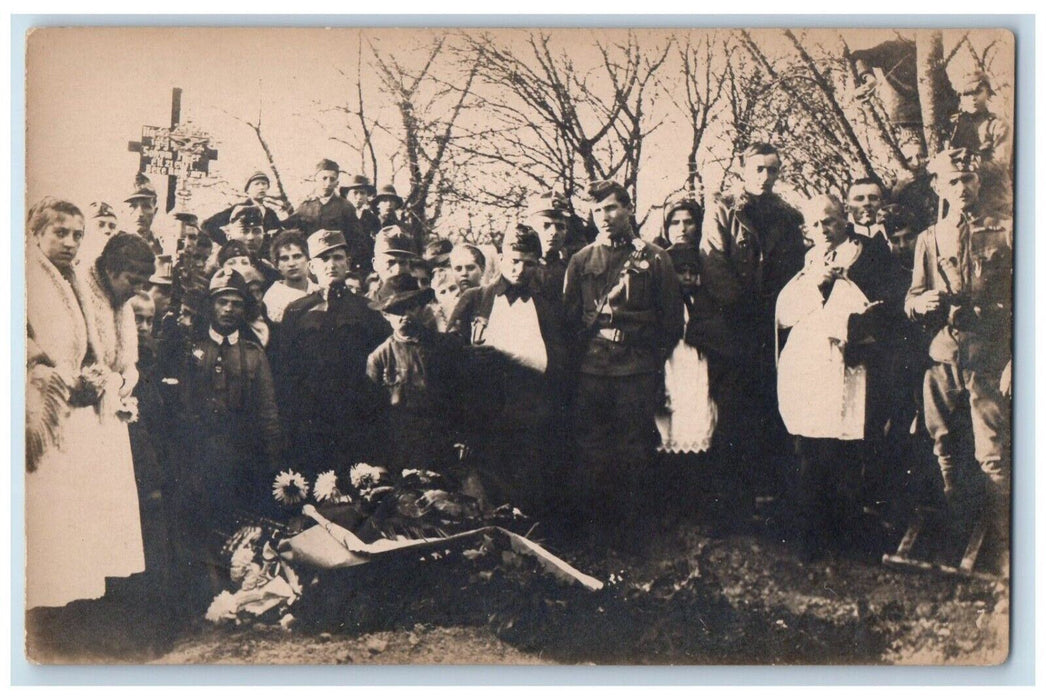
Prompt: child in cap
<box><xmin>366</xmin><ymin>274</ymin><xmax>467</xmax><ymax>472</ymax></box>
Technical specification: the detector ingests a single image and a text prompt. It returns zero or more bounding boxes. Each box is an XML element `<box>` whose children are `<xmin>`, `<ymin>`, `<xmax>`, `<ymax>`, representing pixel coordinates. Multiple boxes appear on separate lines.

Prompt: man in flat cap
<box><xmin>564</xmin><ymin>180</ymin><xmax>684</xmax><ymax>546</ymax></box>
<box><xmin>125</xmin><ymin>175</ymin><xmax>166</xmax><ymax>256</ymax></box>
<box><xmin>167</xmin><ymin>266</ymin><xmax>282</xmax><ymax>614</ymax></box>
<box><xmin>699</xmin><ymin>142</ymin><xmax>806</xmax><ymax>531</ymax></box>
<box><xmin>202</xmin><ymin>171</ymin><xmax>290</xmax><ymax>247</ymax></box>
<box><xmin>449</xmin><ymin>224</ymin><xmax>569</xmax><ymax>517</ymax></box>
<box><xmin>905</xmin><ymin>147</ymin><xmax>1012</xmax><ymax>575</ymax></box>
<box><xmin>275</xmin><ymin>228</ymin><xmax>391</xmax><ymax>476</ymax></box>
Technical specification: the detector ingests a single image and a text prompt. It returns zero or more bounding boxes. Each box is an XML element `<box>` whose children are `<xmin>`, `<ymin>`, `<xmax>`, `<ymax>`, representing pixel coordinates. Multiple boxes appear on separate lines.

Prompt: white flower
<box><xmin>229</xmin><ymin>544</ymin><xmax>256</xmax><ymax>584</ymax></box>
<box><xmin>272</xmin><ymin>470</ymin><xmax>309</xmax><ymax>506</ymax></box>
<box><xmin>314</xmin><ymin>470</ymin><xmax>340</xmax><ymax>502</ymax></box>
<box><xmin>204</xmin><ymin>590</ymin><xmax>239</xmax><ymax>623</ymax></box>
<box><xmin>350</xmin><ymin>463</ymin><xmax>388</xmax><ymax>490</ymax></box>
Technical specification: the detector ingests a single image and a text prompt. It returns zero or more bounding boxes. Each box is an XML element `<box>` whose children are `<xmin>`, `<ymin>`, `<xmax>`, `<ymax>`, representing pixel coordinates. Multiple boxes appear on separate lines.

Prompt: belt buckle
<box><xmin>599</xmin><ymin>327</ymin><xmax>623</xmax><ymax>343</ymax></box>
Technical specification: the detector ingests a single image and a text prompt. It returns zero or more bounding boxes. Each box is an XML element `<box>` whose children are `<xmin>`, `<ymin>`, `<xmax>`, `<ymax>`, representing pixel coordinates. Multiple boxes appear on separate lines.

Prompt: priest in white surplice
<box><xmin>776</xmin><ymin>194</ymin><xmax>899</xmax><ymax>561</ymax></box>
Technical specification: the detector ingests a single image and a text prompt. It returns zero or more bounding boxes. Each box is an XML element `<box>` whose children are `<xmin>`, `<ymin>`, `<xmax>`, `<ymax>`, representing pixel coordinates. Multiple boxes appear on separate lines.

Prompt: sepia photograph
<box><xmin>21</xmin><ymin>23</ymin><xmax>1015</xmax><ymax>667</ymax></box>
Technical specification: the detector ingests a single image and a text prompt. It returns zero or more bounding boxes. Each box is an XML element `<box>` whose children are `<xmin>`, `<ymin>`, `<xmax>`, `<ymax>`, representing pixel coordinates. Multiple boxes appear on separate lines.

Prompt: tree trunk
<box><xmin>917</xmin><ymin>31</ymin><xmax>947</xmax><ymax>155</ymax></box>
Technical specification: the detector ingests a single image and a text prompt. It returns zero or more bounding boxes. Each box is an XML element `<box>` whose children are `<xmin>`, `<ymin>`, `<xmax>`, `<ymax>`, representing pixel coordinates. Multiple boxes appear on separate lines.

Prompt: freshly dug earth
<box><xmin>27</xmin><ymin>514</ymin><xmax>1007</xmax><ymax>666</ymax></box>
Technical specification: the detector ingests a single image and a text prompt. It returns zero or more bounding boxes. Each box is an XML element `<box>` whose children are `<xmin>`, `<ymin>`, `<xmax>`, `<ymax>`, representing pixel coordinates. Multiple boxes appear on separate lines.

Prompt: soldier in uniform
<box><xmin>564</xmin><ymin>180</ymin><xmax>684</xmax><ymax>545</ymax></box>
<box><xmin>946</xmin><ymin>70</ymin><xmax>1012</xmax><ymax>216</ymax></box>
<box><xmin>699</xmin><ymin>142</ymin><xmax>806</xmax><ymax>530</ymax></box>
<box><xmin>124</xmin><ymin>175</ymin><xmax>166</xmax><ymax>256</ymax></box>
<box><xmin>905</xmin><ymin>147</ymin><xmax>1012</xmax><ymax>574</ymax></box>
<box><xmin>167</xmin><ymin>268</ymin><xmax>282</xmax><ymax>613</ymax></box>
<box><xmin>274</xmin><ymin>229</ymin><xmax>391</xmax><ymax>476</ymax></box>
<box><xmin>526</xmin><ymin>194</ymin><xmax>570</xmax><ymax>303</ymax></box>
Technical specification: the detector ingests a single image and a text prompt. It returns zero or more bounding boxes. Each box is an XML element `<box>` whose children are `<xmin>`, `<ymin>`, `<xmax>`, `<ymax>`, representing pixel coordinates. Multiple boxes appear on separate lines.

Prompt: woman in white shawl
<box><xmin>26</xmin><ymin>200</ymin><xmax>156</xmax><ymax>611</ymax></box>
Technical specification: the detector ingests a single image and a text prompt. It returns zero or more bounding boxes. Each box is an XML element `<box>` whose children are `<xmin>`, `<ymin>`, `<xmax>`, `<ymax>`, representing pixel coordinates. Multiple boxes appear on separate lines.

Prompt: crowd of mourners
<box><xmin>25</xmin><ymin>69</ymin><xmax>1012</xmax><ymax>647</ymax></box>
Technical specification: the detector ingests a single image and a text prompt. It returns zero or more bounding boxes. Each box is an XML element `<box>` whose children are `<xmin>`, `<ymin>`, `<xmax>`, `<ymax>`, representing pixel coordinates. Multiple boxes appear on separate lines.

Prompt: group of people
<box><xmin>24</xmin><ymin>70</ymin><xmax>1013</xmax><ymax>644</ymax></box>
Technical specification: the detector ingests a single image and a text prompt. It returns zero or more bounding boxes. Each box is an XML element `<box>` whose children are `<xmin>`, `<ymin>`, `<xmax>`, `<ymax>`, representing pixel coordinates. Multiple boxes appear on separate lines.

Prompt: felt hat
<box><xmin>368</xmin><ymin>273</ymin><xmax>435</xmax><ymax>314</ymax></box>
<box><xmin>342</xmin><ymin>174</ymin><xmax>376</xmax><ymax>195</ymax></box>
<box><xmin>423</xmin><ymin>237</ymin><xmax>454</xmax><ymax>266</ymax></box>
<box><xmin>374</xmin><ymin>184</ymin><xmax>404</xmax><ymax>208</ymax></box>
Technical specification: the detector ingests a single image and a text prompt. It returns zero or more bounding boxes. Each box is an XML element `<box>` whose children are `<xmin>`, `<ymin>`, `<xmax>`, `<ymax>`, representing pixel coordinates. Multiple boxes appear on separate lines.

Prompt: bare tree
<box><xmin>657</xmin><ymin>31</ymin><xmax>730</xmax><ymax>199</ymax></box>
<box><xmin>459</xmin><ymin>30</ymin><xmax>670</xmax><ymax>215</ymax></box>
<box><xmin>368</xmin><ymin>34</ymin><xmax>481</xmax><ymax>238</ymax></box>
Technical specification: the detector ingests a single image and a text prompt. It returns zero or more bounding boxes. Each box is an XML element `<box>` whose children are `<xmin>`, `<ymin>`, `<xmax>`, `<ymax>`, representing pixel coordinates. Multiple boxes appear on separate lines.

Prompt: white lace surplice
<box><xmin>657</xmin><ymin>305</ymin><xmax>717</xmax><ymax>454</ymax></box>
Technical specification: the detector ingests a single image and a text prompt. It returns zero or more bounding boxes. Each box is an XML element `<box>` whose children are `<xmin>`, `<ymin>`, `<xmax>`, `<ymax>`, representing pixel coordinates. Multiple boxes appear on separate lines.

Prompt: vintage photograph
<box><xmin>23</xmin><ymin>25</ymin><xmax>1013</xmax><ymax>665</ymax></box>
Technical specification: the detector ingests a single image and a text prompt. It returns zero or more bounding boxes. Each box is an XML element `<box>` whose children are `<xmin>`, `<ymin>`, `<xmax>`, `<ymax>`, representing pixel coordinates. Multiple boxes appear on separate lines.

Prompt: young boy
<box><xmin>262</xmin><ymin>230</ymin><xmax>319</xmax><ymax>324</ymax></box>
<box><xmin>366</xmin><ymin>274</ymin><xmax>465</xmax><ymax>472</ymax></box>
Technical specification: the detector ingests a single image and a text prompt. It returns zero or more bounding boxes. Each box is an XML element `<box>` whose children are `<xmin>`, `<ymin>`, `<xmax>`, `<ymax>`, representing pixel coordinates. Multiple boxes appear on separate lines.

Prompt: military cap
<box><xmin>209</xmin><ymin>267</ymin><xmax>248</xmax><ymax>300</ymax></box>
<box><xmin>525</xmin><ymin>192</ymin><xmax>566</xmax><ymax>220</ymax></box>
<box><xmin>423</xmin><ymin>237</ymin><xmax>454</xmax><ymax>266</ymax></box>
<box><xmin>218</xmin><ymin>240</ymin><xmax>251</xmax><ymax>267</ymax></box>
<box><xmin>368</xmin><ymin>273</ymin><xmax>435</xmax><ymax>315</ymax></box>
<box><xmin>228</xmin><ymin>204</ymin><xmax>265</xmax><ymax>227</ymax></box>
<box><xmin>373</xmin><ymin>184</ymin><xmax>404</xmax><ymax>208</ymax></box>
<box><xmin>501</xmin><ymin>224</ymin><xmax>542</xmax><ymax>257</ymax></box>
<box><xmin>88</xmin><ymin>201</ymin><xmax>117</xmax><ymax>219</ymax></box>
<box><xmin>954</xmin><ymin>69</ymin><xmax>994</xmax><ymax>95</ymax></box>
<box><xmin>666</xmin><ymin>243</ymin><xmax>700</xmax><ymax>271</ymax></box>
<box><xmin>373</xmin><ymin>225</ymin><xmax>417</xmax><ymax>257</ymax></box>
<box><xmin>244</xmin><ymin>171</ymin><xmax>270</xmax><ymax>192</ymax></box>
<box><xmin>342</xmin><ymin>174</ymin><xmax>376</xmax><ymax>195</ymax></box>
<box><xmin>173</xmin><ymin>210</ymin><xmax>199</xmax><ymax>225</ymax></box>
<box><xmin>306</xmin><ymin>229</ymin><xmax>348</xmax><ymax>259</ymax></box>
<box><xmin>124</xmin><ymin>179</ymin><xmax>158</xmax><ymax>203</ymax></box>
<box><xmin>585</xmin><ymin>179</ymin><xmax>631</xmax><ymax>207</ymax></box>
<box><xmin>926</xmin><ymin>147</ymin><xmax>981</xmax><ymax>178</ymax></box>
<box><xmin>315</xmin><ymin>159</ymin><xmax>340</xmax><ymax>174</ymax></box>
<box><xmin>149</xmin><ymin>254</ymin><xmax>174</xmax><ymax>286</ymax></box>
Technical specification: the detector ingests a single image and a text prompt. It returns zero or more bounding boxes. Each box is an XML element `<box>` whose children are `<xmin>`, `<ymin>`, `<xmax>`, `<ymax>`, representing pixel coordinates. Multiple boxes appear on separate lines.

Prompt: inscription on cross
<box><xmin>128</xmin><ymin>88</ymin><xmax>218</xmax><ymax>212</ymax></box>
